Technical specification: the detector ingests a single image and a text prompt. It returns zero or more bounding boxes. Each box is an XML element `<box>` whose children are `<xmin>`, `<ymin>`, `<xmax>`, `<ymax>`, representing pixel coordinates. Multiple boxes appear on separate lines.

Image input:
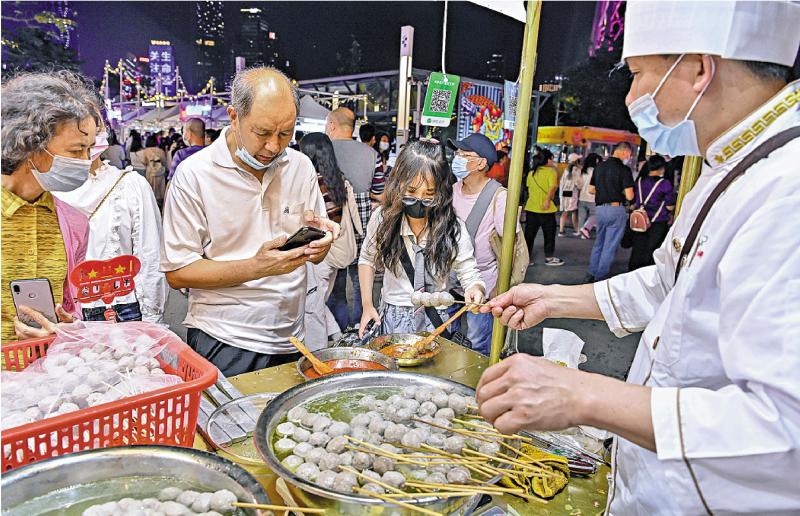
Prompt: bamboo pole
<box><xmin>490</xmin><ymin>0</ymin><xmax>544</xmax><ymax>365</ymax></box>
<box><xmin>675</xmin><ymin>156</ymin><xmax>703</xmax><ymax>215</ymax></box>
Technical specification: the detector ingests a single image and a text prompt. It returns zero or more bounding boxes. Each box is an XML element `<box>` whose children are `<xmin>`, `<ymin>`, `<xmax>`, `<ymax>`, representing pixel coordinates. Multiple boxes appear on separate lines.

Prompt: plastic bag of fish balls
<box><xmin>410</xmin><ymin>291</ymin><xmax>456</xmax><ymax>308</ymax></box>
<box><xmin>0</xmin><ymin>321</ymin><xmax>184</xmax><ymax>431</ymax></box>
<box><xmin>81</xmin><ymin>487</ymin><xmax>241</xmax><ymax>516</ymax></box>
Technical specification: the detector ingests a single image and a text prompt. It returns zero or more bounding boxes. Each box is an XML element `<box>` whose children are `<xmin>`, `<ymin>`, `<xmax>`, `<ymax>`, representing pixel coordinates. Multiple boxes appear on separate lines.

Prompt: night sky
<box><xmin>11</xmin><ymin>1</ymin><xmax>596</xmax><ymax>88</ymax></box>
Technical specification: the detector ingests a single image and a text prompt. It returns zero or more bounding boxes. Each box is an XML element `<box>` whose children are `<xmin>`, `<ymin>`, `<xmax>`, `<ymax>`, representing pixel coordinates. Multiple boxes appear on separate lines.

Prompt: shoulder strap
<box><xmin>465</xmin><ymin>180</ymin><xmax>502</xmax><ymax>244</ymax></box>
<box><xmin>398</xmin><ymin>246</ymin><xmax>450</xmax><ymax>337</ymax></box>
<box><xmin>89</xmin><ymin>170</ymin><xmax>130</xmax><ymax>220</ymax></box>
<box><xmin>642</xmin><ymin>178</ymin><xmax>663</xmax><ymax>206</ymax></box>
<box><xmin>675</xmin><ymin>126</ymin><xmax>800</xmax><ymax>282</ymax></box>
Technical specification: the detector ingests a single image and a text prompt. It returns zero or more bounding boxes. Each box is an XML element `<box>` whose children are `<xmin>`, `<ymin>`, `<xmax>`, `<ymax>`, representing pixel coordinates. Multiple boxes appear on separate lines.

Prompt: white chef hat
<box><xmin>623</xmin><ymin>1</ymin><xmax>800</xmax><ymax>67</ymax></box>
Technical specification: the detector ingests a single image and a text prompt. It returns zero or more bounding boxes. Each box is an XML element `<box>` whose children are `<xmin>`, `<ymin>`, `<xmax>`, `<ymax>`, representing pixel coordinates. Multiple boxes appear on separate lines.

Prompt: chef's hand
<box><xmin>479</xmin><ymin>284</ymin><xmax>550</xmax><ymax>330</ymax></box>
<box><xmin>464</xmin><ymin>285</ymin><xmax>486</xmax><ymax>313</ymax></box>
<box><xmin>476</xmin><ymin>353</ymin><xmax>588</xmax><ymax>435</ymax></box>
<box><xmin>359</xmin><ymin>306</ymin><xmax>381</xmax><ymax>338</ymax></box>
<box><xmin>304</xmin><ymin>210</ymin><xmax>339</xmax><ymax>263</ymax></box>
<box><xmin>252</xmin><ymin>235</ymin><xmax>310</xmax><ymax>277</ymax></box>
<box><xmin>14</xmin><ymin>304</ymin><xmax>75</xmax><ymax>340</ymax></box>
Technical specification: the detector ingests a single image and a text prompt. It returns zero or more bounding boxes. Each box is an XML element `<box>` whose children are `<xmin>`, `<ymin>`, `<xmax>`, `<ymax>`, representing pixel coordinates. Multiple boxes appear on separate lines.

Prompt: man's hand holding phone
<box><xmin>301</xmin><ymin>210</ymin><xmax>339</xmax><ymax>264</ymax></box>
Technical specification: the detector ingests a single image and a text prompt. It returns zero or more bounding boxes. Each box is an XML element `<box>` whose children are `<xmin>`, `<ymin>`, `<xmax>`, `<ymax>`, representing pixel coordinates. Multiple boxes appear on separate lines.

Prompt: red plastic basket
<box><xmin>1</xmin><ymin>331</ymin><xmax>217</xmax><ymax>471</ymax></box>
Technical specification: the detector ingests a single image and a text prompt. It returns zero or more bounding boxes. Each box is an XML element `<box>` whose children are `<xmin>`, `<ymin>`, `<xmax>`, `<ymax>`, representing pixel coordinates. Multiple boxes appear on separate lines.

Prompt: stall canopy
<box><xmin>299</xmin><ymin>95</ymin><xmax>330</xmax><ymax>120</ymax></box>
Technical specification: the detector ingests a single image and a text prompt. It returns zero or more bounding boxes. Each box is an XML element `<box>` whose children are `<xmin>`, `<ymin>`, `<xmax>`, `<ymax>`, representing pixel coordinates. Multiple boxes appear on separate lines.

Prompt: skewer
<box><xmin>411</xmin><ymin>417</ymin><xmax>495</xmax><ymax>443</ymax></box>
<box><xmin>405</xmin><ymin>481</ymin><xmax>525</xmax><ymax>496</ymax></box>
<box><xmin>382</xmin><ymin>491</ymin><xmax>482</xmax><ymax>499</ymax></box>
<box><xmin>417</xmin><ymin>444</ymin><xmax>495</xmax><ymax>479</ymax></box>
<box><xmin>232</xmin><ymin>502</ymin><xmax>326</xmax><ymax>513</ymax></box>
<box><xmin>415</xmin><ymin>305</ymin><xmax>470</xmax><ymax>352</ymax></box>
<box><xmin>352</xmin><ymin>487</ymin><xmax>443</xmax><ymax>516</ymax></box>
<box><xmin>339</xmin><ymin>466</ymin><xmax>407</xmax><ymax>495</ymax></box>
<box><xmin>462</xmin><ymin>448</ymin><xmax>558</xmax><ymax>478</ymax></box>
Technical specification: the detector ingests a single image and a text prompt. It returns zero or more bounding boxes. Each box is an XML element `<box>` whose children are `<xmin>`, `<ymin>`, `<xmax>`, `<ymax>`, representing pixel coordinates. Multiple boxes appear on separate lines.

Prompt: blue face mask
<box><xmin>233</xmin><ymin>125</ymin><xmax>283</xmax><ymax>171</ymax></box>
<box><xmin>451</xmin><ymin>155</ymin><xmax>470</xmax><ymax>181</ymax></box>
<box><xmin>29</xmin><ymin>150</ymin><xmax>91</xmax><ymax>192</ymax></box>
<box><xmin>628</xmin><ymin>54</ymin><xmax>714</xmax><ymax>157</ymax></box>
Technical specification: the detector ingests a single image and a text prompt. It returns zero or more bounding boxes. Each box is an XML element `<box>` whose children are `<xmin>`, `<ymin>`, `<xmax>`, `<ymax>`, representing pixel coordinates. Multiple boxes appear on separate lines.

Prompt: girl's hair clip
<box><xmin>419</xmin><ymin>137</ymin><xmax>440</xmax><ymax>145</ymax></box>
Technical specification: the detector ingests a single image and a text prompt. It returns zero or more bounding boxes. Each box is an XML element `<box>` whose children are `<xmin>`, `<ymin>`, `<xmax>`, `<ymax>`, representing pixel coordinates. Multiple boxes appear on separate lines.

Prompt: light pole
<box><xmin>553</xmin><ymin>75</ymin><xmax>565</xmax><ymax>126</ymax></box>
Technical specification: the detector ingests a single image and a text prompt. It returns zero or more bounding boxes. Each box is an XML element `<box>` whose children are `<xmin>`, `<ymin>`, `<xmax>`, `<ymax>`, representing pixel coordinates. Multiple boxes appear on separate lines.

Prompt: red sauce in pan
<box><xmin>304</xmin><ymin>359</ymin><xmax>388</xmax><ymax>379</ymax></box>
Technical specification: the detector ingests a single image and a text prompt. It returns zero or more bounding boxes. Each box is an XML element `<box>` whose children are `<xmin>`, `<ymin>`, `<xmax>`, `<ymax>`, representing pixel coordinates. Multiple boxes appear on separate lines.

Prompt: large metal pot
<box><xmin>1</xmin><ymin>445</ymin><xmax>270</xmax><ymax>515</ymax></box>
<box><xmin>254</xmin><ymin>371</ymin><xmax>488</xmax><ymax>515</ymax></box>
<box><xmin>295</xmin><ymin>346</ymin><xmax>399</xmax><ymax>380</ymax></box>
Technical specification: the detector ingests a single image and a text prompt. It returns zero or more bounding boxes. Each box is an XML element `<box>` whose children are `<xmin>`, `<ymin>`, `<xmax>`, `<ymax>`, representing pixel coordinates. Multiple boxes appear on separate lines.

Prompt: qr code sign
<box><xmin>429</xmin><ymin>89</ymin><xmax>451</xmax><ymax>113</ymax></box>
<box><xmin>507</xmin><ymin>95</ymin><xmax>517</xmax><ymax>119</ymax></box>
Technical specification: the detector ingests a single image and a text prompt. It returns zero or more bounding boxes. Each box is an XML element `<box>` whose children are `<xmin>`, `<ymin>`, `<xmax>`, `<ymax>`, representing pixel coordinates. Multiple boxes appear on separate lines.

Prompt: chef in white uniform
<box><xmin>474</xmin><ymin>2</ymin><xmax>800</xmax><ymax>514</ymax></box>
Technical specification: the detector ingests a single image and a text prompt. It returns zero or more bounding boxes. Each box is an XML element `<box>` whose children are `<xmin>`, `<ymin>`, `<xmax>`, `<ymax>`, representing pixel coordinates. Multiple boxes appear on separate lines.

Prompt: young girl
<box><xmin>524</xmin><ymin>148</ymin><xmax>564</xmax><ymax>266</ymax></box>
<box><xmin>558</xmin><ymin>154</ymin><xmax>582</xmax><ymax>236</ymax></box>
<box><xmin>358</xmin><ymin>140</ymin><xmax>485</xmax><ymax>337</ymax></box>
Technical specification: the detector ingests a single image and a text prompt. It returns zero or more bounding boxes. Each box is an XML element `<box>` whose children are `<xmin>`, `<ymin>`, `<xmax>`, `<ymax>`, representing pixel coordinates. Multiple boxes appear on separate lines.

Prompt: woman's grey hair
<box><xmin>231</xmin><ymin>66</ymin><xmax>300</xmax><ymax>119</ymax></box>
<box><xmin>2</xmin><ymin>70</ymin><xmax>102</xmax><ymax>175</ymax></box>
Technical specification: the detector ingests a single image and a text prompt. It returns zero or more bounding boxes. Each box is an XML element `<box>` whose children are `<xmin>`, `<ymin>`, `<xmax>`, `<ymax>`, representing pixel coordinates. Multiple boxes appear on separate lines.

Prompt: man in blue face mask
<box><xmin>448</xmin><ymin>133</ymin><xmax>520</xmax><ymax>355</ymax></box>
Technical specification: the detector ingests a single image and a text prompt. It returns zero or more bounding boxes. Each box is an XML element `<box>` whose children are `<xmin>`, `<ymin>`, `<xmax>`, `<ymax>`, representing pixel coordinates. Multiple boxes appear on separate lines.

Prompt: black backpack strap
<box><xmin>675</xmin><ymin>126</ymin><xmax>800</xmax><ymax>282</ymax></box>
<box><xmin>398</xmin><ymin>247</ymin><xmax>450</xmax><ymax>337</ymax></box>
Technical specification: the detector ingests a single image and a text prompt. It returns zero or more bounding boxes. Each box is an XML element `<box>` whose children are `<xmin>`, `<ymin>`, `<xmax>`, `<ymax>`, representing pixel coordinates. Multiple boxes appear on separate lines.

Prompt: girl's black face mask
<box><xmin>402</xmin><ymin>196</ymin><xmax>433</xmax><ymax>219</ymax></box>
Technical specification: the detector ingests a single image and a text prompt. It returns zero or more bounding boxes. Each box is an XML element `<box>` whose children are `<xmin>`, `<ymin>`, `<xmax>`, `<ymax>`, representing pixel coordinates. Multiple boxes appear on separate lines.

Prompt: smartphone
<box><xmin>10</xmin><ymin>278</ymin><xmax>57</xmax><ymax>329</ymax></box>
<box><xmin>279</xmin><ymin>226</ymin><xmax>326</xmax><ymax>251</ymax></box>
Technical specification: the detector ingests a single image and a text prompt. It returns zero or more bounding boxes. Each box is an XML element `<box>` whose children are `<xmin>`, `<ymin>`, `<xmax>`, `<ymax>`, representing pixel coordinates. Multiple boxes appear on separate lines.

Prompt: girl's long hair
<box><xmin>530</xmin><ymin>147</ymin><xmax>553</xmax><ymax>175</ymax></box>
<box><xmin>582</xmin><ymin>153</ymin><xmax>601</xmax><ymax>174</ymax></box>
<box><xmin>299</xmin><ymin>132</ymin><xmax>347</xmax><ymax>207</ymax></box>
<box><xmin>375</xmin><ymin>140</ymin><xmax>459</xmax><ymax>281</ymax></box>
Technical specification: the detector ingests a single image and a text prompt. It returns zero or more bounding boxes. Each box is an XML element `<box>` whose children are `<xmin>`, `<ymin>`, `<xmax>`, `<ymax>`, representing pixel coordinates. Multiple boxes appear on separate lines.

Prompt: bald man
<box><xmin>168</xmin><ymin>117</ymin><xmax>206</xmax><ymax>181</ymax></box>
<box><xmin>324</xmin><ymin>107</ymin><xmax>383</xmax><ymax>330</ymax></box>
<box><xmin>161</xmin><ymin>67</ymin><xmax>340</xmax><ymax>375</ymax></box>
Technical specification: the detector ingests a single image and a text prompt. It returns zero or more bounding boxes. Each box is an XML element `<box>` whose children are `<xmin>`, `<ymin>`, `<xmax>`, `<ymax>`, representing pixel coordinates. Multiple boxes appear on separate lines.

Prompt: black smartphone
<box><xmin>278</xmin><ymin>226</ymin><xmax>326</xmax><ymax>251</ymax></box>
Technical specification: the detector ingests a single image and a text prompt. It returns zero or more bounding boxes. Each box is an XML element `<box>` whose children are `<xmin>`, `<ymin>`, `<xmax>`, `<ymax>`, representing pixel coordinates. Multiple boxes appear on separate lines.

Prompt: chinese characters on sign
<box><xmin>148</xmin><ymin>41</ymin><xmax>176</xmax><ymax>97</ymax></box>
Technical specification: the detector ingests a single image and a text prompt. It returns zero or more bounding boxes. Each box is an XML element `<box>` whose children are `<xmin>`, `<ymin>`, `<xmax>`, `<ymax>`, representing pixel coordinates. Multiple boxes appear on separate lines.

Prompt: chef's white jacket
<box><xmin>596</xmin><ymin>80</ymin><xmax>800</xmax><ymax>515</ymax></box>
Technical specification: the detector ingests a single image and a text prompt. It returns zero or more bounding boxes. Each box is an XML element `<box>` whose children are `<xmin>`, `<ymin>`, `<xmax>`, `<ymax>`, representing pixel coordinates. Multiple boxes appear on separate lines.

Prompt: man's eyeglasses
<box><xmin>401</xmin><ymin>196</ymin><xmax>436</xmax><ymax>207</ymax></box>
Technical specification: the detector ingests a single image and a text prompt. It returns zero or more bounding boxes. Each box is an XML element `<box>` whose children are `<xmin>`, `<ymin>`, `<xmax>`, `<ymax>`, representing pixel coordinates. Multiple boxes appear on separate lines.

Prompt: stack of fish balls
<box><xmin>275</xmin><ymin>385</ymin><xmax>492</xmax><ymax>497</ymax></box>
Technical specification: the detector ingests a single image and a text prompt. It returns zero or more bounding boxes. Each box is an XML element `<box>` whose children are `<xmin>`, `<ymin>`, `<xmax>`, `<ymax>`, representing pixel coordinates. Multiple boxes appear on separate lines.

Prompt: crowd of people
<box><xmin>0</xmin><ymin>63</ymin><xmax>687</xmax><ymax>365</ymax></box>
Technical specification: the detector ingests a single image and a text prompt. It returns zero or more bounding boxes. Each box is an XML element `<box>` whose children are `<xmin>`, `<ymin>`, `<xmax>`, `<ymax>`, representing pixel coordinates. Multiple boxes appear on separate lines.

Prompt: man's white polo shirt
<box><xmin>161</xmin><ymin>127</ymin><xmax>325</xmax><ymax>354</ymax></box>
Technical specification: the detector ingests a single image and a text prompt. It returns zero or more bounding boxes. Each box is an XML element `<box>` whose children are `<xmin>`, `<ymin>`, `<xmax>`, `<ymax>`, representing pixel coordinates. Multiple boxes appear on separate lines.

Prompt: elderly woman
<box><xmin>1</xmin><ymin>71</ymin><xmax>101</xmax><ymax>342</ymax></box>
<box><xmin>55</xmin><ymin>129</ymin><xmax>168</xmax><ymax>323</ymax></box>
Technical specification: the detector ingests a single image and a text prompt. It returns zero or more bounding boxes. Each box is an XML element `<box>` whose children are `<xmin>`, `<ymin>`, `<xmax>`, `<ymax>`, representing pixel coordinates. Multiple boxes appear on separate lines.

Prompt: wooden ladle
<box><xmin>289</xmin><ymin>337</ymin><xmax>334</xmax><ymax>376</ymax></box>
<box><xmin>412</xmin><ymin>305</ymin><xmax>470</xmax><ymax>355</ymax></box>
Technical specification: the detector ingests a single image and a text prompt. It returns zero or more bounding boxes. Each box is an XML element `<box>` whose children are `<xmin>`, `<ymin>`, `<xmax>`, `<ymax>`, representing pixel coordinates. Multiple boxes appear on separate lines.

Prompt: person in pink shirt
<box><xmin>448</xmin><ymin>133</ymin><xmax>519</xmax><ymax>354</ymax></box>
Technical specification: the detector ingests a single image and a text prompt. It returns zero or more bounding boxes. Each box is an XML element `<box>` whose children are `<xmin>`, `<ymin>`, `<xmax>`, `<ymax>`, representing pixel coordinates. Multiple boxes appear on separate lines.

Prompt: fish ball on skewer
<box><xmin>358</xmin><ymin>469</ymin><xmax>381</xmax><ymax>485</ymax></box>
<box><xmin>296</xmin><ymin>462</ymin><xmax>320</xmax><ymax>482</ymax></box>
<box><xmin>447</xmin><ymin>466</ymin><xmax>471</xmax><ymax>484</ymax></box>
<box><xmin>379</xmin><ymin>443</ymin><xmax>400</xmax><ymax>455</ymax></box>
<box><xmin>373</xmin><ymin>456</ymin><xmax>395</xmax><ymax>475</ymax></box>
<box><xmin>439</xmin><ymin>292</ymin><xmax>455</xmax><ymax>307</ymax></box>
<box><xmin>382</xmin><ymin>471</ymin><xmax>406</xmax><ymax>489</ymax></box>
<box><xmin>191</xmin><ymin>492</ymin><xmax>213</xmax><ymax>513</ymax></box>
<box><xmin>305</xmin><ymin>447</ymin><xmax>326</xmax><ymax>465</ymax></box>
<box><xmin>383</xmin><ymin>423</ymin><xmax>407</xmax><ymax>443</ymax></box>
<box><xmin>427</xmin><ymin>472</ymin><xmax>448</xmax><ymax>485</ymax></box>
<box><xmin>368</xmin><ymin>418</ymin><xmax>389</xmax><ymax>435</ymax></box>
<box><xmin>339</xmin><ymin>451</ymin><xmax>354</xmax><ymax>467</ymax></box>
<box><xmin>350</xmin><ymin>426</ymin><xmax>369</xmax><ymax>441</ymax></box>
<box><xmin>426</xmin><ymin>433</ymin><xmax>446</xmax><ymax>448</ymax></box>
<box><xmin>309</xmin><ymin>431</ymin><xmax>331</xmax><ymax>447</ymax></box>
<box><xmin>292</xmin><ymin>427</ymin><xmax>311</xmax><ymax>442</ymax></box>
<box><xmin>276</xmin><ymin>422</ymin><xmax>296</xmax><ymax>437</ymax></box>
<box><xmin>410</xmin><ymin>291</ymin><xmax>423</xmax><ymax>307</ymax></box>
<box><xmin>208</xmin><ymin>489</ymin><xmax>238</xmax><ymax>513</ymax></box>
<box><xmin>386</xmin><ymin>394</ymin><xmax>402</xmax><ymax>405</ymax></box>
<box><xmin>414</xmin><ymin>388</ymin><xmax>433</xmax><ymax>403</ymax></box>
<box><xmin>312</xmin><ymin>415</ymin><xmax>332</xmax><ymax>433</ymax></box>
<box><xmin>432</xmin><ymin>417</ymin><xmax>452</xmax><ymax>431</ymax></box>
<box><xmin>333</xmin><ymin>471</ymin><xmax>358</xmax><ymax>493</ymax></box>
<box><xmin>281</xmin><ymin>454</ymin><xmax>304</xmax><ymax>472</ymax></box>
<box><xmin>430</xmin><ymin>390</ymin><xmax>449</xmax><ymax>409</ymax></box>
<box><xmin>352</xmin><ymin>451</ymin><xmax>372</xmax><ymax>471</ymax></box>
<box><xmin>444</xmin><ymin>435</ymin><xmax>466</xmax><ymax>454</ymax></box>
<box><xmin>402</xmin><ymin>386</ymin><xmax>418</xmax><ymax>398</ymax></box>
<box><xmin>176</xmin><ymin>490</ymin><xmax>200</xmax><ymax>507</ymax></box>
<box><xmin>319</xmin><ymin>452</ymin><xmax>342</xmax><ymax>471</ymax></box>
<box><xmin>417</xmin><ymin>401</ymin><xmax>437</xmax><ymax>417</ymax></box>
<box><xmin>447</xmin><ymin>393</ymin><xmax>468</xmax><ymax>415</ymax></box>
<box><xmin>326</xmin><ymin>435</ymin><xmax>349</xmax><ymax>453</ymax></box>
<box><xmin>419</xmin><ymin>292</ymin><xmax>432</xmax><ymax>307</ymax></box>
<box><xmin>479</xmin><ymin>441</ymin><xmax>501</xmax><ymax>456</ymax></box>
<box><xmin>293</xmin><ymin>442</ymin><xmax>313</xmax><ymax>458</ymax></box>
<box><xmin>287</xmin><ymin>406</ymin><xmax>308</xmax><ymax>424</ymax></box>
<box><xmin>435</xmin><ymin>407</ymin><xmax>455</xmax><ymax>421</ymax></box>
<box><xmin>317</xmin><ymin>470</ymin><xmax>337</xmax><ymax>490</ymax></box>
<box><xmin>366</xmin><ymin>432</ymin><xmax>383</xmax><ymax>445</ymax></box>
<box><xmin>408</xmin><ymin>469</ymin><xmax>429</xmax><ymax>482</ymax></box>
<box><xmin>274</xmin><ymin>437</ymin><xmax>297</xmax><ymax>455</ymax></box>
<box><xmin>364</xmin><ymin>410</ymin><xmax>383</xmax><ymax>423</ymax></box>
<box><xmin>361</xmin><ymin>482</ymin><xmax>385</xmax><ymax>495</ymax></box>
<box><xmin>350</xmin><ymin>413</ymin><xmax>371</xmax><ymax>427</ymax></box>
<box><xmin>327</xmin><ymin>421</ymin><xmax>350</xmax><ymax>437</ymax></box>
<box><xmin>391</xmin><ymin>408</ymin><xmax>413</xmax><ymax>424</ymax></box>
<box><xmin>158</xmin><ymin>487</ymin><xmax>182</xmax><ymax>501</ymax></box>
<box><xmin>401</xmin><ymin>398</ymin><xmax>420</xmax><ymax>412</ymax></box>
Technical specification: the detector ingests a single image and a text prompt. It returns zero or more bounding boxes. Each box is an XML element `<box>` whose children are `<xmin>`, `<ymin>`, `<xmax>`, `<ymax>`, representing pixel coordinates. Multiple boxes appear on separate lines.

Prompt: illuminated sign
<box><xmin>148</xmin><ymin>42</ymin><xmax>175</xmax><ymax>96</ymax></box>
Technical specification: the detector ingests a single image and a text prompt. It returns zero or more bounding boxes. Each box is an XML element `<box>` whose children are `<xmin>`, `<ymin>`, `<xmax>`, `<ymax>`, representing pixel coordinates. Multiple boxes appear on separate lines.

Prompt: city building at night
<box><xmin>484</xmin><ymin>53</ymin><xmax>505</xmax><ymax>83</ymax></box>
<box><xmin>194</xmin><ymin>0</ymin><xmax>226</xmax><ymax>91</ymax></box>
<box><xmin>232</xmin><ymin>6</ymin><xmax>291</xmax><ymax>75</ymax></box>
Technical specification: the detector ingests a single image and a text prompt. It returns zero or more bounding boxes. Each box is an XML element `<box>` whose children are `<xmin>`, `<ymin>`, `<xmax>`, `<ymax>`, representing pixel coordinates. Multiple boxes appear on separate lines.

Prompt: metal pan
<box><xmin>295</xmin><ymin>346</ymin><xmax>399</xmax><ymax>380</ymax></box>
<box><xmin>254</xmin><ymin>371</ymin><xmax>491</xmax><ymax>515</ymax></box>
<box><xmin>367</xmin><ymin>332</ymin><xmax>442</xmax><ymax>367</ymax></box>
